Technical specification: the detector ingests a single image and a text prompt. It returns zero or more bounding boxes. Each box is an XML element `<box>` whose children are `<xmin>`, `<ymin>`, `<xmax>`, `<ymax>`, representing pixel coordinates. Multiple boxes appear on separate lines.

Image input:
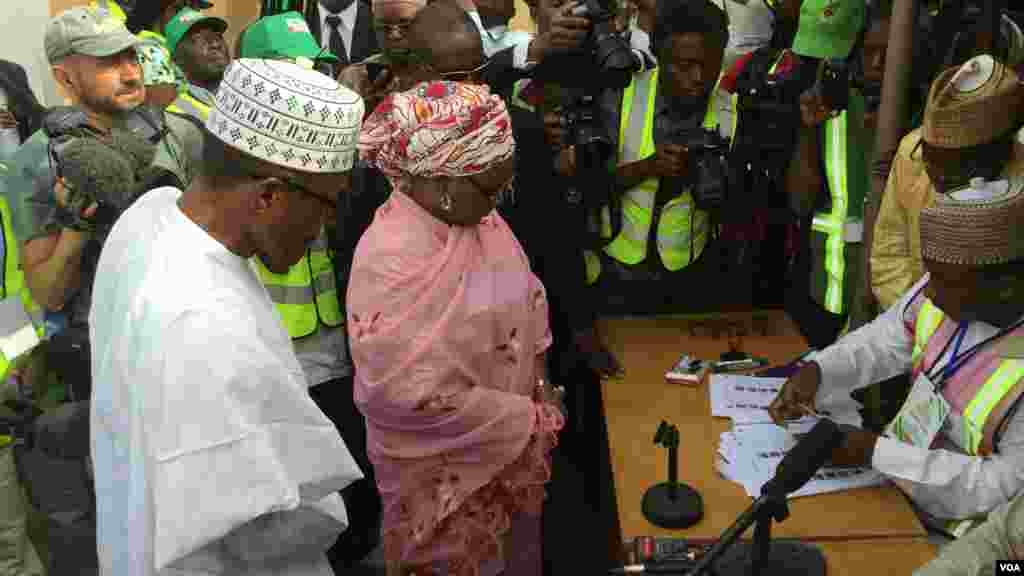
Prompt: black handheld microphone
<box><xmin>684</xmin><ymin>419</ymin><xmax>842</xmax><ymax>576</ymax></box>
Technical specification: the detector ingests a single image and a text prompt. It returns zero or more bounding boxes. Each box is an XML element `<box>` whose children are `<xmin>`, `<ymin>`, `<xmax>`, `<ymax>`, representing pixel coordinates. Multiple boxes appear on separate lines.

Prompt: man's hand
<box><xmin>528</xmin><ymin>1</ymin><xmax>591</xmax><ymax>63</ymax></box>
<box><xmin>573</xmin><ymin>326</ymin><xmax>625</xmax><ymax>379</ymax></box>
<box><xmin>648</xmin><ymin>144</ymin><xmax>688</xmax><ymax>178</ymax></box>
<box><xmin>830</xmin><ymin>427</ymin><xmax>879</xmax><ymax>467</ymax></box>
<box><xmin>767</xmin><ymin>362</ymin><xmax>821</xmax><ymax>425</ymax></box>
<box><xmin>0</xmin><ymin>111</ymin><xmax>18</xmax><ymax>130</ymax></box>
<box><xmin>799</xmin><ymin>89</ymin><xmax>834</xmax><ymax>128</ymax></box>
<box><xmin>54</xmin><ymin>177</ymin><xmax>98</xmax><ymax>224</ymax></box>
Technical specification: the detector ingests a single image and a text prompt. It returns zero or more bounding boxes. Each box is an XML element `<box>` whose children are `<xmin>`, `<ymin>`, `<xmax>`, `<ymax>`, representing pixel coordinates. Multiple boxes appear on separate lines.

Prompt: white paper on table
<box><xmin>710</xmin><ymin>374</ymin><xmax>863</xmax><ymax>426</ymax></box>
<box><xmin>718</xmin><ymin>420</ymin><xmax>886</xmax><ymax>498</ymax></box>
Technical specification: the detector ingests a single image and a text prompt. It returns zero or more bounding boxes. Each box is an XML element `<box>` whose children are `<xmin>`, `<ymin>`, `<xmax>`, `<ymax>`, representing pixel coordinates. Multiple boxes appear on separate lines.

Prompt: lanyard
<box><xmin>942</xmin><ymin>323</ymin><xmax>968</xmax><ymax>382</ymax></box>
<box><xmin>927</xmin><ymin>316</ymin><xmax>1024</xmax><ymax>388</ymax></box>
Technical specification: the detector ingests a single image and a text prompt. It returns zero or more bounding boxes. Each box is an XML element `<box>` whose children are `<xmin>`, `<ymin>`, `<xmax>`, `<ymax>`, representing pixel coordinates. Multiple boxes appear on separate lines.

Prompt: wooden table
<box><xmin>599</xmin><ymin>313</ymin><xmax>928</xmax><ymax>543</ymax></box>
<box><xmin>817</xmin><ymin>539</ymin><xmax>937</xmax><ymax>575</ymax></box>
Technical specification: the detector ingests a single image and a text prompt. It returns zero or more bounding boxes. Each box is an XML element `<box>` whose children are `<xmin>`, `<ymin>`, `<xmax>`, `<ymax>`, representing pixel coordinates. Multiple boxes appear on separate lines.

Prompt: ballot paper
<box><xmin>710</xmin><ymin>374</ymin><xmax>862</xmax><ymax>427</ymax></box>
<box><xmin>717</xmin><ymin>422</ymin><xmax>886</xmax><ymax>499</ymax></box>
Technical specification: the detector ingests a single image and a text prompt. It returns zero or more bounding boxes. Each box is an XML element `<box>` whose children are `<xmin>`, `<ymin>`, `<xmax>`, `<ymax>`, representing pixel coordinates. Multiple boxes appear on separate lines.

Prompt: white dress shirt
<box><xmin>318</xmin><ymin>1</ymin><xmax>360</xmax><ymax>59</ymax></box>
<box><xmin>810</xmin><ymin>274</ymin><xmax>1024</xmax><ymax>520</ymax></box>
<box><xmin>467</xmin><ymin>11</ymin><xmax>534</xmax><ymax>70</ymax></box>
<box><xmin>90</xmin><ymin>187</ymin><xmax>363</xmax><ymax>575</ymax></box>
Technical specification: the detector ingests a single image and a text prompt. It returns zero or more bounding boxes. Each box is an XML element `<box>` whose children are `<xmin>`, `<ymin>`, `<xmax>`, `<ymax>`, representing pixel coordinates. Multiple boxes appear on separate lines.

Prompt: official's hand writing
<box><xmin>767</xmin><ymin>362</ymin><xmax>821</xmax><ymax>425</ymax></box>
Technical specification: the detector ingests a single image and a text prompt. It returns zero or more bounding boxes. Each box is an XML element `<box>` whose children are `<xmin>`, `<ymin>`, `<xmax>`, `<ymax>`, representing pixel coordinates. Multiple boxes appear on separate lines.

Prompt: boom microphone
<box><xmin>761</xmin><ymin>419</ymin><xmax>842</xmax><ymax>498</ymax></box>
<box><xmin>684</xmin><ymin>419</ymin><xmax>842</xmax><ymax>575</ymax></box>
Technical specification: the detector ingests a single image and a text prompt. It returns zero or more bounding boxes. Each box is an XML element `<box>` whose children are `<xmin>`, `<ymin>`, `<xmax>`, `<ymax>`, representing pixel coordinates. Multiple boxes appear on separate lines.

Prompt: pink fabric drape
<box><xmin>346</xmin><ymin>187</ymin><xmax>563</xmax><ymax>575</ymax></box>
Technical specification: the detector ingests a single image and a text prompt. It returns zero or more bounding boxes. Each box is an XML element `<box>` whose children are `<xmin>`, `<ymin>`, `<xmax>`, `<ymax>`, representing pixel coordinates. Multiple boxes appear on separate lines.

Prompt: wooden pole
<box><xmin>853</xmin><ymin>0</ymin><xmax>920</xmax><ymax>330</ymax></box>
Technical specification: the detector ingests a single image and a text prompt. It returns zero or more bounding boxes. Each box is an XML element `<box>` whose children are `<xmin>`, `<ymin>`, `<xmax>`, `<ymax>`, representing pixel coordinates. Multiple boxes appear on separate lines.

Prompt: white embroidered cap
<box><xmin>206</xmin><ymin>59</ymin><xmax>364</xmax><ymax>173</ymax></box>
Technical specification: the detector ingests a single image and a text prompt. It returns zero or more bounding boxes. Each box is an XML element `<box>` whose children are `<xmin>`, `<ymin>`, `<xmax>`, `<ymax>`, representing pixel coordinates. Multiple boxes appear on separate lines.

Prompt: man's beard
<box><xmin>78</xmin><ymin>86</ymin><xmax>141</xmax><ymax>117</ymax></box>
<box><xmin>192</xmin><ymin>62</ymin><xmax>228</xmax><ymax>87</ymax></box>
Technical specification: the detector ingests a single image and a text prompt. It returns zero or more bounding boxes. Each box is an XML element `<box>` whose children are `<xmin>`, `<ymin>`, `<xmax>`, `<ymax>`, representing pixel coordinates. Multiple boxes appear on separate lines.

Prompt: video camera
<box><xmin>688</xmin><ymin>128</ymin><xmax>731</xmax><ymax>213</ymax></box>
<box><xmin>532</xmin><ymin>0</ymin><xmax>639</xmax><ymax>91</ymax></box>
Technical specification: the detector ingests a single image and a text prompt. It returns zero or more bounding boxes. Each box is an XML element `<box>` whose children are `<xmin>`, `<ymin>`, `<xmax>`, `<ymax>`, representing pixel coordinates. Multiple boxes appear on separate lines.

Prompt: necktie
<box><xmin>326</xmin><ymin>13</ymin><xmax>349</xmax><ymax>65</ymax></box>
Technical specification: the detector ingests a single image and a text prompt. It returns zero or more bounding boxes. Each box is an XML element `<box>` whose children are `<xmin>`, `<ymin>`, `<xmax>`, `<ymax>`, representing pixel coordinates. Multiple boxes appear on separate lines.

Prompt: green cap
<box><xmin>165</xmin><ymin>7</ymin><xmax>228</xmax><ymax>58</ymax></box>
<box><xmin>45</xmin><ymin>7</ymin><xmax>141</xmax><ymax>64</ymax></box>
<box><xmin>792</xmin><ymin>0</ymin><xmax>865</xmax><ymax>60</ymax></box>
<box><xmin>240</xmin><ymin>12</ymin><xmax>340</xmax><ymax>64</ymax></box>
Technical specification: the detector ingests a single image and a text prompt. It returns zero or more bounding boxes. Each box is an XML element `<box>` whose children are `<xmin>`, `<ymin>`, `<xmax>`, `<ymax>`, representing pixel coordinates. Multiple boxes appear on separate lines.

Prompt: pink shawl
<box><xmin>349</xmin><ymin>81</ymin><xmax>563</xmax><ymax>575</ymax></box>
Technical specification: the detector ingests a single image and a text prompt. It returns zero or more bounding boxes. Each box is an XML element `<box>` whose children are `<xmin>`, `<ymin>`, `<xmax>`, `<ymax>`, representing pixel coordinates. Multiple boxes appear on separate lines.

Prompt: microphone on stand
<box><xmin>641</xmin><ymin>421</ymin><xmax>703</xmax><ymax>529</ymax></box>
<box><xmin>683</xmin><ymin>419</ymin><xmax>843</xmax><ymax>576</ymax></box>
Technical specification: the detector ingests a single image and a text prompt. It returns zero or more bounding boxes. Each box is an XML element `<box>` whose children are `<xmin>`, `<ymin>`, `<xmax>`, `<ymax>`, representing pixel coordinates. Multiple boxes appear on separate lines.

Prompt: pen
<box><xmin>797</xmin><ymin>403</ymin><xmax>821</xmax><ymax>417</ymax></box>
<box><xmin>610</xmin><ymin>561</ymin><xmax>696</xmax><ymax>574</ymax></box>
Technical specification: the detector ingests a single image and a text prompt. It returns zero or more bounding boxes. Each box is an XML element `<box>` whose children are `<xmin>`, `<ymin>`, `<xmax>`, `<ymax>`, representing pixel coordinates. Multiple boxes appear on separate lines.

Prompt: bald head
<box><xmin>407</xmin><ymin>0</ymin><xmax>484</xmax><ymax>73</ymax></box>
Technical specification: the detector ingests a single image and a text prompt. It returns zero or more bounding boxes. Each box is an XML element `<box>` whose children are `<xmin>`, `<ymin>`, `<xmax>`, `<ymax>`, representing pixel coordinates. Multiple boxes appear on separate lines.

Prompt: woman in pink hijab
<box><xmin>349</xmin><ymin>80</ymin><xmax>565</xmax><ymax>576</ymax></box>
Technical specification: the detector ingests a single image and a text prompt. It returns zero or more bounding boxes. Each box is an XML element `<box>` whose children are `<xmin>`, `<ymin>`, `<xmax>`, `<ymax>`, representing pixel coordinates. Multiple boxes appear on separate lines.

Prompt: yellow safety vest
<box><xmin>730</xmin><ymin>49</ymin><xmax>858</xmax><ymax>317</ymax></box>
<box><xmin>167</xmin><ymin>90</ymin><xmax>212</xmax><ymax>123</ymax></box>
<box><xmin>253</xmin><ymin>234</ymin><xmax>342</xmax><ymax>339</ymax></box>
<box><xmin>0</xmin><ymin>190</ymin><xmax>44</xmax><ymax>379</ymax></box>
<box><xmin>910</xmin><ymin>299</ymin><xmax>1024</xmax><ymax>457</ymax></box>
<box><xmin>587</xmin><ymin>68</ymin><xmax>720</xmax><ymax>283</ymax></box>
<box><xmin>89</xmin><ymin>0</ymin><xmax>128</xmax><ymax>21</ymax></box>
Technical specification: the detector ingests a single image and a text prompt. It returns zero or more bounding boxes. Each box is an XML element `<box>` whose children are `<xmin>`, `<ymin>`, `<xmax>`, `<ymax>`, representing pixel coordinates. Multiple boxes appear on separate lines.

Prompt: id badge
<box><xmin>884</xmin><ymin>372</ymin><xmax>951</xmax><ymax>448</ymax></box>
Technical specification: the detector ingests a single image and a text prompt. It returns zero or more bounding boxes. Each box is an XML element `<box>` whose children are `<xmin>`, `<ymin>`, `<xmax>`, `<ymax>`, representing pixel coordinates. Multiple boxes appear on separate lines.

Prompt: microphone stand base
<box><xmin>641</xmin><ymin>482</ymin><xmax>703</xmax><ymax>529</ymax></box>
<box><xmin>710</xmin><ymin>539</ymin><xmax>826</xmax><ymax>576</ymax></box>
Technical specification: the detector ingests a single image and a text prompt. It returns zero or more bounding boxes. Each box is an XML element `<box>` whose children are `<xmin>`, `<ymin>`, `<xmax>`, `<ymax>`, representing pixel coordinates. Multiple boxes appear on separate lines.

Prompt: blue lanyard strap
<box><xmin>942</xmin><ymin>323</ymin><xmax>969</xmax><ymax>382</ymax></box>
<box><xmin>930</xmin><ymin>316</ymin><xmax>1024</xmax><ymax>388</ymax></box>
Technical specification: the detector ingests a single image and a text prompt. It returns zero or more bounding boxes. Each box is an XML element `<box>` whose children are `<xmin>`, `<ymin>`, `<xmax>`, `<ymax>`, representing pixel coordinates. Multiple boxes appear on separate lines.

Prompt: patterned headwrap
<box><xmin>358</xmin><ymin>81</ymin><xmax>515</xmax><ymax>180</ymax></box>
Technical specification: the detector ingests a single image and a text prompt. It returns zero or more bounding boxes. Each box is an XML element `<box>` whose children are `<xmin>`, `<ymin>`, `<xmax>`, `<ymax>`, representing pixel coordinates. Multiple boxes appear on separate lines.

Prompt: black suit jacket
<box><xmin>0</xmin><ymin>60</ymin><xmax>44</xmax><ymax>143</ymax></box>
<box><xmin>304</xmin><ymin>0</ymin><xmax>379</xmax><ymax>66</ymax></box>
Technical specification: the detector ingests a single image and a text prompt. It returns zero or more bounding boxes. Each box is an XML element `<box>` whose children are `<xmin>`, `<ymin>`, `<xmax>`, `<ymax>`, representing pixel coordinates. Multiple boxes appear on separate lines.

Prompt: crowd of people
<box><xmin>0</xmin><ymin>0</ymin><xmax>1023</xmax><ymax>575</ymax></box>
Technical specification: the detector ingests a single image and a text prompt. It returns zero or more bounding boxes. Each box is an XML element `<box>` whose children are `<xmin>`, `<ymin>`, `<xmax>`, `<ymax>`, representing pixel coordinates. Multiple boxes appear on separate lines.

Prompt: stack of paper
<box><xmin>710</xmin><ymin>374</ymin><xmax>862</xmax><ymax>426</ymax></box>
<box><xmin>716</xmin><ymin>422</ymin><xmax>886</xmax><ymax>498</ymax></box>
<box><xmin>711</xmin><ymin>375</ymin><xmax>885</xmax><ymax>498</ymax></box>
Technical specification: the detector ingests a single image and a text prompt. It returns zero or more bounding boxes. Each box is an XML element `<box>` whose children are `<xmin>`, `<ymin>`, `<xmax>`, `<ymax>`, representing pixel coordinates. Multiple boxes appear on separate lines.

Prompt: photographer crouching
<box><xmin>580</xmin><ymin>0</ymin><xmax>731</xmax><ymax>315</ymax></box>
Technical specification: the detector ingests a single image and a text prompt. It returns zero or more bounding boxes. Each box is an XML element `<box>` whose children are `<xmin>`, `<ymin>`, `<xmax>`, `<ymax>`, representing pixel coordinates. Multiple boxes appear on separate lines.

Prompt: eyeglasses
<box><xmin>252</xmin><ymin>174</ymin><xmax>338</xmax><ymax>211</ymax></box>
<box><xmin>372</xmin><ymin>20</ymin><xmax>413</xmax><ymax>36</ymax></box>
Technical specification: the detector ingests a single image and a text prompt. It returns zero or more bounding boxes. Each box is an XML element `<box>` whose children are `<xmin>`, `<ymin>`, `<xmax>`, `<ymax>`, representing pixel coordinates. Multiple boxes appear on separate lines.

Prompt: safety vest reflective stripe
<box><xmin>912</xmin><ymin>298</ymin><xmax>1024</xmax><ymax>455</ymax></box>
<box><xmin>813</xmin><ymin>110</ymin><xmax>850</xmax><ymax>315</ymax></box>
<box><xmin>912</xmin><ymin>299</ymin><xmax>944</xmax><ymax>367</ymax></box>
<box><xmin>962</xmin><ymin>360</ymin><xmax>1024</xmax><ymax>454</ymax></box>
<box><xmin>0</xmin><ymin>188</ymin><xmax>43</xmax><ymax>377</ymax></box>
<box><xmin>263</xmin><ymin>270</ymin><xmax>338</xmax><ymax>304</ymax></box>
<box><xmin>167</xmin><ymin>92</ymin><xmax>211</xmax><ymax>123</ymax></box>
